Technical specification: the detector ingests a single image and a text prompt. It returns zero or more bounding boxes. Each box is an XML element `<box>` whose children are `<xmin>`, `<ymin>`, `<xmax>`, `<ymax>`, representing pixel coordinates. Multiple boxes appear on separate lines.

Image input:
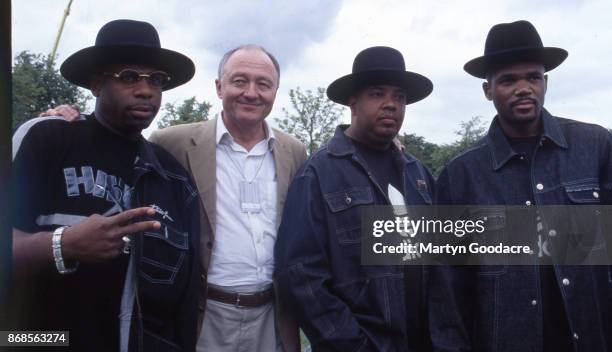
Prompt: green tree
<box><xmin>276</xmin><ymin>87</ymin><xmax>343</xmax><ymax>155</ymax></box>
<box><xmin>430</xmin><ymin>116</ymin><xmax>487</xmax><ymax>176</ymax></box>
<box><xmin>398</xmin><ymin>132</ymin><xmax>439</xmax><ymax>172</ymax></box>
<box><xmin>157</xmin><ymin>96</ymin><xmax>211</xmax><ymax>129</ymax></box>
<box><xmin>12</xmin><ymin>51</ymin><xmax>90</xmax><ymax>130</ymax></box>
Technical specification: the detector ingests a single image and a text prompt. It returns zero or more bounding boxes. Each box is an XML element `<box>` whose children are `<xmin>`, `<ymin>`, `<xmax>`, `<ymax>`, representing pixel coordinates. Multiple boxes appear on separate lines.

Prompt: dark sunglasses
<box><xmin>104</xmin><ymin>69</ymin><xmax>171</xmax><ymax>88</ymax></box>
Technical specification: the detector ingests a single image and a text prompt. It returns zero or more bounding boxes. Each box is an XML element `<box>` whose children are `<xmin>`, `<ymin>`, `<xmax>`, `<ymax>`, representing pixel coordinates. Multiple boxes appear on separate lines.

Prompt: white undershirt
<box><xmin>207</xmin><ymin>116</ymin><xmax>278</xmax><ymax>288</ymax></box>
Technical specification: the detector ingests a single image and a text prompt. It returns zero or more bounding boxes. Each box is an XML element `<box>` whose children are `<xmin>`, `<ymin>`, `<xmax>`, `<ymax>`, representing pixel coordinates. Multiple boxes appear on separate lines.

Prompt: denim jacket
<box><xmin>123</xmin><ymin>140</ymin><xmax>201</xmax><ymax>352</ymax></box>
<box><xmin>275</xmin><ymin>126</ymin><xmax>434</xmax><ymax>351</ymax></box>
<box><xmin>11</xmin><ymin>116</ymin><xmax>200</xmax><ymax>352</ymax></box>
<box><xmin>430</xmin><ymin>110</ymin><xmax>612</xmax><ymax>352</ymax></box>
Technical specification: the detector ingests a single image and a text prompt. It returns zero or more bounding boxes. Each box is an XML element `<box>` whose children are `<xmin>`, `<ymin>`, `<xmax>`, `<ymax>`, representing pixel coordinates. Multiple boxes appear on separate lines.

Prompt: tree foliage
<box><xmin>12</xmin><ymin>51</ymin><xmax>90</xmax><ymax>130</ymax></box>
<box><xmin>157</xmin><ymin>96</ymin><xmax>212</xmax><ymax>129</ymax></box>
<box><xmin>276</xmin><ymin>87</ymin><xmax>343</xmax><ymax>155</ymax></box>
<box><xmin>400</xmin><ymin>116</ymin><xmax>487</xmax><ymax>176</ymax></box>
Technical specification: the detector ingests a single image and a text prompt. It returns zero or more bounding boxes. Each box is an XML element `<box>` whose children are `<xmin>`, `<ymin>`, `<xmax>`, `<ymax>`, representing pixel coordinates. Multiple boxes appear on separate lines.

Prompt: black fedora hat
<box><xmin>327</xmin><ymin>46</ymin><xmax>433</xmax><ymax>105</ymax></box>
<box><xmin>60</xmin><ymin>19</ymin><xmax>195</xmax><ymax>90</ymax></box>
<box><xmin>464</xmin><ymin>20</ymin><xmax>568</xmax><ymax>78</ymax></box>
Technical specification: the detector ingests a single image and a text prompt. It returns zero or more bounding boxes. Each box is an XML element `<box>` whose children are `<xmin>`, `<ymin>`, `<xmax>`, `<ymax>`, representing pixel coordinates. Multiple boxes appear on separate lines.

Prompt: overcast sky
<box><xmin>12</xmin><ymin>0</ymin><xmax>612</xmax><ymax>143</ymax></box>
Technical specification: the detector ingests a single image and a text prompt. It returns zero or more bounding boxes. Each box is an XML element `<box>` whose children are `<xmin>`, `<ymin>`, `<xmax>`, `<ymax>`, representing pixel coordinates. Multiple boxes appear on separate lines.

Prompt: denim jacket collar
<box><xmin>134</xmin><ymin>136</ymin><xmax>170</xmax><ymax>181</ymax></box>
<box><xmin>488</xmin><ymin>109</ymin><xmax>568</xmax><ymax>171</ymax></box>
<box><xmin>327</xmin><ymin>125</ymin><xmax>417</xmax><ymax>164</ymax></box>
<box><xmin>327</xmin><ymin>125</ymin><xmax>357</xmax><ymax>157</ymax></box>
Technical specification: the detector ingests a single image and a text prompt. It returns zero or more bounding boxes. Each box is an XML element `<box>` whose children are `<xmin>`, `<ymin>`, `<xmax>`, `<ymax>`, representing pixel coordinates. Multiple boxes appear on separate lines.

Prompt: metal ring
<box><xmin>122</xmin><ymin>236</ymin><xmax>131</xmax><ymax>254</ymax></box>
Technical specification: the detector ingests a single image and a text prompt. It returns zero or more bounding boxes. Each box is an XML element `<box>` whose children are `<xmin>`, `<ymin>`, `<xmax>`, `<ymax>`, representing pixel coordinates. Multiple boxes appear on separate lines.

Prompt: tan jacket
<box><xmin>149</xmin><ymin>118</ymin><xmax>307</xmax><ymax>352</ymax></box>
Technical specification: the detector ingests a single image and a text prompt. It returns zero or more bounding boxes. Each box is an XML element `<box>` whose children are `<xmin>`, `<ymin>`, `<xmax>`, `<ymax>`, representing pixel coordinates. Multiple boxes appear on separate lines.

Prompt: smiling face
<box><xmin>91</xmin><ymin>63</ymin><xmax>162</xmax><ymax>138</ymax></box>
<box><xmin>346</xmin><ymin>84</ymin><xmax>407</xmax><ymax>149</ymax></box>
<box><xmin>215</xmin><ymin>47</ymin><xmax>279</xmax><ymax>133</ymax></box>
<box><xmin>483</xmin><ymin>62</ymin><xmax>548</xmax><ymax>137</ymax></box>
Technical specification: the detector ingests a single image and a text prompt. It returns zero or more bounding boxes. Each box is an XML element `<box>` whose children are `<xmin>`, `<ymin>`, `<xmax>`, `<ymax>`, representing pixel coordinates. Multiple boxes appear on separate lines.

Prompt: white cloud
<box><xmin>12</xmin><ymin>0</ymin><xmax>612</xmax><ymax>142</ymax></box>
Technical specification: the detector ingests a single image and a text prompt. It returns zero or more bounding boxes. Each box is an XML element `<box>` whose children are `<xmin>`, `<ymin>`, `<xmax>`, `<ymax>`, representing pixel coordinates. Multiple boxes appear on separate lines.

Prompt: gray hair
<box><xmin>217</xmin><ymin>44</ymin><xmax>281</xmax><ymax>84</ymax></box>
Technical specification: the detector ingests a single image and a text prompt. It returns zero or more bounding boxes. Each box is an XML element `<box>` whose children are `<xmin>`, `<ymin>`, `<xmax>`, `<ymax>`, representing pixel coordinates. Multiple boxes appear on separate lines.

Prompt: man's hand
<box><xmin>392</xmin><ymin>137</ymin><xmax>406</xmax><ymax>151</ymax></box>
<box><xmin>61</xmin><ymin>207</ymin><xmax>161</xmax><ymax>263</ymax></box>
<box><xmin>39</xmin><ymin>104</ymin><xmax>81</xmax><ymax>121</ymax></box>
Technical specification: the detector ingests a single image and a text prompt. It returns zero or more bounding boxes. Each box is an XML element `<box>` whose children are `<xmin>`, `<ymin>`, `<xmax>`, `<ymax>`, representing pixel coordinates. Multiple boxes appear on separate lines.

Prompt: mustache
<box><xmin>510</xmin><ymin>98</ymin><xmax>537</xmax><ymax>107</ymax></box>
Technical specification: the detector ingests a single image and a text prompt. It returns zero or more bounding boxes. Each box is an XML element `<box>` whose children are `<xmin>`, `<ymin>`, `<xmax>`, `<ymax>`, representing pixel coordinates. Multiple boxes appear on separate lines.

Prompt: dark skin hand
<box><xmin>13</xmin><ymin>207</ymin><xmax>160</xmax><ymax>279</ymax></box>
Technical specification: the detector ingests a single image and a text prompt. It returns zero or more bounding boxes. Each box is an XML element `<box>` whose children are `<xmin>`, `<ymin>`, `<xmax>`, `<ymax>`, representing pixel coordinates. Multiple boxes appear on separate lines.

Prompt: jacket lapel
<box><xmin>272</xmin><ymin>133</ymin><xmax>291</xmax><ymax>228</ymax></box>
<box><xmin>187</xmin><ymin>119</ymin><xmax>217</xmax><ymax>236</ymax></box>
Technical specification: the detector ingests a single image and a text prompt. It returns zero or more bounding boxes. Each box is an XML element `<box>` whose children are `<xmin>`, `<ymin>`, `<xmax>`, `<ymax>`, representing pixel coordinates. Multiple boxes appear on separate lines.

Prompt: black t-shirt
<box><xmin>507</xmin><ymin>135</ymin><xmax>573</xmax><ymax>352</ymax></box>
<box><xmin>350</xmin><ymin>138</ymin><xmax>404</xmax><ymax>199</ymax></box>
<box><xmin>11</xmin><ymin>116</ymin><xmax>138</xmax><ymax>351</ymax></box>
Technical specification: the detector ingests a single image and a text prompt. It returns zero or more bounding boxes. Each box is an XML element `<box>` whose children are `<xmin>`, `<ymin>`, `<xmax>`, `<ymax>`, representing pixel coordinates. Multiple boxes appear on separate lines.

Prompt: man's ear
<box><xmin>215</xmin><ymin>79</ymin><xmax>222</xmax><ymax>99</ymax></box>
<box><xmin>543</xmin><ymin>74</ymin><xmax>548</xmax><ymax>94</ymax></box>
<box><xmin>90</xmin><ymin>75</ymin><xmax>104</xmax><ymax>97</ymax></box>
<box><xmin>348</xmin><ymin>96</ymin><xmax>357</xmax><ymax>117</ymax></box>
<box><xmin>483</xmin><ymin>81</ymin><xmax>493</xmax><ymax>101</ymax></box>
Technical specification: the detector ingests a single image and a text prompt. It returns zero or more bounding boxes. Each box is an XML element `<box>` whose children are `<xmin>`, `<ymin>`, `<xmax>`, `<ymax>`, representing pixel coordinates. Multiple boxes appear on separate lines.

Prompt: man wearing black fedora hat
<box><xmin>429</xmin><ymin>20</ymin><xmax>612</xmax><ymax>351</ymax></box>
<box><xmin>10</xmin><ymin>19</ymin><xmax>200</xmax><ymax>351</ymax></box>
<box><xmin>275</xmin><ymin>46</ymin><xmax>435</xmax><ymax>351</ymax></box>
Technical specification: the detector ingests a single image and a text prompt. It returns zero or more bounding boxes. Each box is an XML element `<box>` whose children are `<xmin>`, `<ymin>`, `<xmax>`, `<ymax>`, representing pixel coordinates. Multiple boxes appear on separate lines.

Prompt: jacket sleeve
<box><xmin>274</xmin><ymin>172</ymin><xmax>374</xmax><ymax>352</ymax></box>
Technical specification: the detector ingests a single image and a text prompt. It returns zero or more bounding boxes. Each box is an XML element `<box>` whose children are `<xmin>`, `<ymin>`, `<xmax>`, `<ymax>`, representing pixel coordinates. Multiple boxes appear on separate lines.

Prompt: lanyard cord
<box><xmin>221</xmin><ymin>142</ymin><xmax>270</xmax><ymax>183</ymax></box>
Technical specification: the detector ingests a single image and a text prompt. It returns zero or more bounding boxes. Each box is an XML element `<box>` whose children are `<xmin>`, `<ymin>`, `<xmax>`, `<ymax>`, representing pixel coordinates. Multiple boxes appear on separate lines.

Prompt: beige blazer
<box><xmin>149</xmin><ymin>117</ymin><xmax>307</xmax><ymax>352</ymax></box>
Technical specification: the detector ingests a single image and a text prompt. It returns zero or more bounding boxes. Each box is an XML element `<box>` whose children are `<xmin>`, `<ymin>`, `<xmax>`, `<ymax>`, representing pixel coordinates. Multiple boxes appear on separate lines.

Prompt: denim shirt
<box><xmin>430</xmin><ymin>110</ymin><xmax>612</xmax><ymax>352</ymax></box>
<box><xmin>275</xmin><ymin>126</ymin><xmax>434</xmax><ymax>352</ymax></box>
<box><xmin>125</xmin><ymin>140</ymin><xmax>201</xmax><ymax>352</ymax></box>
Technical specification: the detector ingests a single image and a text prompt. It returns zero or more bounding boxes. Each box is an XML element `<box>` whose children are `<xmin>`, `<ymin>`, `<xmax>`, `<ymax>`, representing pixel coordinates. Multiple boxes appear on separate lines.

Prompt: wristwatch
<box><xmin>52</xmin><ymin>226</ymin><xmax>79</xmax><ymax>274</ymax></box>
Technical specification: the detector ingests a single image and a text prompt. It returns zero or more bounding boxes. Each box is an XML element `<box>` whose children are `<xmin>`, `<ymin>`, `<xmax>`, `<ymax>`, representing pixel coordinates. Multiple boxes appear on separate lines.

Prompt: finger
<box><xmin>110</xmin><ymin>207</ymin><xmax>157</xmax><ymax>225</ymax></box>
<box><xmin>65</xmin><ymin>112</ymin><xmax>80</xmax><ymax>121</ymax></box>
<box><xmin>117</xmin><ymin>220</ymin><xmax>161</xmax><ymax>238</ymax></box>
<box><xmin>39</xmin><ymin>108</ymin><xmax>57</xmax><ymax>117</ymax></box>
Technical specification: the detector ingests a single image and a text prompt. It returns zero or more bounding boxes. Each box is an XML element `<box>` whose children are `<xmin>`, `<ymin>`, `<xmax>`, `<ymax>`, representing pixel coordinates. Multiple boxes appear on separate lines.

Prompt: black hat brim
<box><xmin>60</xmin><ymin>45</ymin><xmax>195</xmax><ymax>90</ymax></box>
<box><xmin>464</xmin><ymin>47</ymin><xmax>568</xmax><ymax>78</ymax></box>
<box><xmin>327</xmin><ymin>69</ymin><xmax>433</xmax><ymax>106</ymax></box>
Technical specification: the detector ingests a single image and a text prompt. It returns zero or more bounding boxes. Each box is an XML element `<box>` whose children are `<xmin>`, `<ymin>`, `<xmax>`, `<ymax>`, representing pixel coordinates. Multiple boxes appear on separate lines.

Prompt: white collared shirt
<box><xmin>207</xmin><ymin>116</ymin><xmax>278</xmax><ymax>287</ymax></box>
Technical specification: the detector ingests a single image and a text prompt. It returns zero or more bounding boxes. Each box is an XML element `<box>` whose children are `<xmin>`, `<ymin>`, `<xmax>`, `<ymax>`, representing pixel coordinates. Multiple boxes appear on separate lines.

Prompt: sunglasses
<box><xmin>104</xmin><ymin>69</ymin><xmax>171</xmax><ymax>88</ymax></box>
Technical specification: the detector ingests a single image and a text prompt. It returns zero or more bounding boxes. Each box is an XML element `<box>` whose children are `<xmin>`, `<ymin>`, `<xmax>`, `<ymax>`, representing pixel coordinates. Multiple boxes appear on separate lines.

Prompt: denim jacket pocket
<box><xmin>140</xmin><ymin>225</ymin><xmax>189</xmax><ymax>285</ymax></box>
<box><xmin>565</xmin><ymin>183</ymin><xmax>601</xmax><ymax>204</ymax></box>
<box><xmin>563</xmin><ymin>184</ymin><xmax>608</xmax><ymax>264</ymax></box>
<box><xmin>324</xmin><ymin>187</ymin><xmax>374</xmax><ymax>245</ymax></box>
<box><xmin>468</xmin><ymin>207</ymin><xmax>508</xmax><ymax>275</ymax></box>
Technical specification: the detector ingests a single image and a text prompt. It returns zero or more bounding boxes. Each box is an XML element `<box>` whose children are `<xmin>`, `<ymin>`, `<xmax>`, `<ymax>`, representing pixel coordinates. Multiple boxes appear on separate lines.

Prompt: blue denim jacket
<box><xmin>430</xmin><ymin>110</ymin><xmax>612</xmax><ymax>352</ymax></box>
<box><xmin>275</xmin><ymin>126</ymin><xmax>434</xmax><ymax>351</ymax></box>
<box><xmin>125</xmin><ymin>140</ymin><xmax>201</xmax><ymax>352</ymax></box>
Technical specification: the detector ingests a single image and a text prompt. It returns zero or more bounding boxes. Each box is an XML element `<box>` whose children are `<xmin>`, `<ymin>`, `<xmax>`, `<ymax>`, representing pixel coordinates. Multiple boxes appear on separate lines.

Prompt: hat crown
<box><xmin>352</xmin><ymin>46</ymin><xmax>406</xmax><ymax>73</ymax></box>
<box><xmin>95</xmin><ymin>19</ymin><xmax>161</xmax><ymax>49</ymax></box>
<box><xmin>484</xmin><ymin>20</ymin><xmax>544</xmax><ymax>55</ymax></box>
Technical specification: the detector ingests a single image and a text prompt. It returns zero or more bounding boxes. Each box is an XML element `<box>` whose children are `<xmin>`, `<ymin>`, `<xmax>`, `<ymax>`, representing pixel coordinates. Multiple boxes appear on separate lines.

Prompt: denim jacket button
<box><xmin>525</xmin><ymin>200</ymin><xmax>532</xmax><ymax>206</ymax></box>
<box><xmin>531</xmin><ymin>299</ymin><xmax>537</xmax><ymax>306</ymax></box>
<box><xmin>562</xmin><ymin>278</ymin><xmax>570</xmax><ymax>286</ymax></box>
<box><xmin>548</xmin><ymin>229</ymin><xmax>557</xmax><ymax>237</ymax></box>
<box><xmin>573</xmin><ymin>333</ymin><xmax>579</xmax><ymax>340</ymax></box>
<box><xmin>536</xmin><ymin>183</ymin><xmax>544</xmax><ymax>191</ymax></box>
<box><xmin>345</xmin><ymin>196</ymin><xmax>352</xmax><ymax>205</ymax></box>
<box><xmin>593</xmin><ymin>191</ymin><xmax>600</xmax><ymax>198</ymax></box>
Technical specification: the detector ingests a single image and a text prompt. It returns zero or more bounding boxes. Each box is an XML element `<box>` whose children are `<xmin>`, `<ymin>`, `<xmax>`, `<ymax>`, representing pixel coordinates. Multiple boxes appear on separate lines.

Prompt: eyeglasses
<box><xmin>104</xmin><ymin>69</ymin><xmax>171</xmax><ymax>88</ymax></box>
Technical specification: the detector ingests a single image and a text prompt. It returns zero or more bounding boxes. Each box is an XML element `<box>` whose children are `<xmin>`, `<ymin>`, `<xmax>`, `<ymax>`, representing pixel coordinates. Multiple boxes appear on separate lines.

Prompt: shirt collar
<box><xmin>488</xmin><ymin>108</ymin><xmax>568</xmax><ymax>171</ymax></box>
<box><xmin>215</xmin><ymin>112</ymin><xmax>276</xmax><ymax>148</ymax></box>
